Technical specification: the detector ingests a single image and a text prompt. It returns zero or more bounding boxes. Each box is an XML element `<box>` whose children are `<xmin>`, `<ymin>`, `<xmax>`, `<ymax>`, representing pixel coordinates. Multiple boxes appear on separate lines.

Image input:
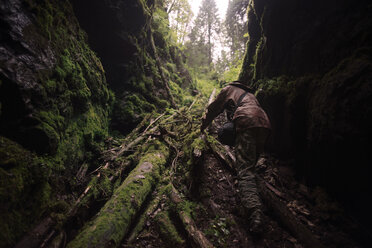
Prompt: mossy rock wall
<box><xmin>72</xmin><ymin>0</ymin><xmax>193</xmax><ymax>134</ymax></box>
<box><xmin>0</xmin><ymin>0</ymin><xmax>112</xmax><ymax>246</ymax></box>
<box><xmin>239</xmin><ymin>0</ymin><xmax>372</xmax><ymax>224</ymax></box>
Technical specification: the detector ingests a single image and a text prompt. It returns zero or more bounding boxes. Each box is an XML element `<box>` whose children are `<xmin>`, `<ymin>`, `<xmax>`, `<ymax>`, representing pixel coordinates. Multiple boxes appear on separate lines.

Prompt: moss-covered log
<box><xmin>154</xmin><ymin>210</ymin><xmax>186</xmax><ymax>246</ymax></box>
<box><xmin>170</xmin><ymin>186</ymin><xmax>214</xmax><ymax>248</ymax></box>
<box><xmin>67</xmin><ymin>141</ymin><xmax>169</xmax><ymax>248</ymax></box>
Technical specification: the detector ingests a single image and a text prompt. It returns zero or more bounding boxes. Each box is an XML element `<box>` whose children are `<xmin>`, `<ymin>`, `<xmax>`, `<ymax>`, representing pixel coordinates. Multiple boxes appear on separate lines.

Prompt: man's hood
<box><xmin>228</xmin><ymin>81</ymin><xmax>253</xmax><ymax>93</ymax></box>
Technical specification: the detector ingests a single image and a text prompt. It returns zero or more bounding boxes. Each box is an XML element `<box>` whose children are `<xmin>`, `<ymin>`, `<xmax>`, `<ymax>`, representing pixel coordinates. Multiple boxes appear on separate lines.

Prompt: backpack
<box><xmin>217</xmin><ymin>90</ymin><xmax>249</xmax><ymax>146</ymax></box>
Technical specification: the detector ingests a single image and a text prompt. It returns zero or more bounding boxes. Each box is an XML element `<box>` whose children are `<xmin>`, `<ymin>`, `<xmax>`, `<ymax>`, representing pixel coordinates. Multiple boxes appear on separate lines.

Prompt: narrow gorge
<box><xmin>1</xmin><ymin>0</ymin><xmax>371</xmax><ymax>247</ymax></box>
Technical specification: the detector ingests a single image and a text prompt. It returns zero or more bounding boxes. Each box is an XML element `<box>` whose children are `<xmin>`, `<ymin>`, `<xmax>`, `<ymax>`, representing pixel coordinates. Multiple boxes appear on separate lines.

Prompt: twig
<box><xmin>88</xmin><ymin>165</ymin><xmax>102</xmax><ymax>175</ymax></box>
<box><xmin>142</xmin><ymin>112</ymin><xmax>166</xmax><ymax>134</ymax></box>
<box><xmin>40</xmin><ymin>230</ymin><xmax>55</xmax><ymax>248</ymax></box>
<box><xmin>265</xmin><ymin>181</ymin><xmax>286</xmax><ymax>200</ymax></box>
<box><xmin>187</xmin><ymin>95</ymin><xmax>200</xmax><ymax>111</ymax></box>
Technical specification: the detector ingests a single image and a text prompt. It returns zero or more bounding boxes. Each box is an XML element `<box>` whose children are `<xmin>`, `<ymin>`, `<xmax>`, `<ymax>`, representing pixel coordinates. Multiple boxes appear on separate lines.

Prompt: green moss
<box><xmin>0</xmin><ymin>137</ymin><xmax>52</xmax><ymax>247</ymax></box>
<box><xmin>169</xmin><ymin>80</ymin><xmax>184</xmax><ymax>103</ymax></box>
<box><xmin>112</xmin><ymin>92</ymin><xmax>157</xmax><ymax>132</ymax></box>
<box><xmin>67</xmin><ymin>141</ymin><xmax>169</xmax><ymax>248</ymax></box>
<box><xmin>155</xmin><ymin>211</ymin><xmax>185</xmax><ymax>246</ymax></box>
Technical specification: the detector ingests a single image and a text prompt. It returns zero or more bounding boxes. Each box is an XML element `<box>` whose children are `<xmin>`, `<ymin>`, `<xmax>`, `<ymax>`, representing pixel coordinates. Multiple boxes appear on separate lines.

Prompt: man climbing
<box><xmin>200</xmin><ymin>81</ymin><xmax>271</xmax><ymax>233</ymax></box>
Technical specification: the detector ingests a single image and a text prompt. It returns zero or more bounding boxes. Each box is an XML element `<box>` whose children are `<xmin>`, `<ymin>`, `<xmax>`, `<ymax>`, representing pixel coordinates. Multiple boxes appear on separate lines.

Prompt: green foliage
<box><xmin>204</xmin><ymin>216</ymin><xmax>231</xmax><ymax>246</ymax></box>
<box><xmin>166</xmin><ymin>0</ymin><xmax>194</xmax><ymax>45</ymax></box>
<box><xmin>222</xmin><ymin>57</ymin><xmax>244</xmax><ymax>82</ymax></box>
<box><xmin>168</xmin><ymin>80</ymin><xmax>184</xmax><ymax>103</ymax></box>
<box><xmin>195</xmin><ymin>78</ymin><xmax>221</xmax><ymax>98</ymax></box>
<box><xmin>153</xmin><ymin>7</ymin><xmax>171</xmax><ymax>41</ymax></box>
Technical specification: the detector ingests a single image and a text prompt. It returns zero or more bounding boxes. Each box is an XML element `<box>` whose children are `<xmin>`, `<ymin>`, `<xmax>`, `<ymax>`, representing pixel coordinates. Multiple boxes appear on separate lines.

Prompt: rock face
<box><xmin>0</xmin><ymin>0</ymin><xmax>107</xmax><ymax>246</ymax></box>
<box><xmin>72</xmin><ymin>0</ymin><xmax>193</xmax><ymax>133</ymax></box>
<box><xmin>0</xmin><ymin>0</ymin><xmax>112</xmax><ymax>155</ymax></box>
<box><xmin>239</xmin><ymin>0</ymin><xmax>372</xmax><ymax>223</ymax></box>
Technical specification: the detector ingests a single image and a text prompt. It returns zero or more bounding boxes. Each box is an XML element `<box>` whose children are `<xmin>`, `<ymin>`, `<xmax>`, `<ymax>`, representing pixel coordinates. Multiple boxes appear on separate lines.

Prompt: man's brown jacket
<box><xmin>201</xmin><ymin>82</ymin><xmax>271</xmax><ymax>132</ymax></box>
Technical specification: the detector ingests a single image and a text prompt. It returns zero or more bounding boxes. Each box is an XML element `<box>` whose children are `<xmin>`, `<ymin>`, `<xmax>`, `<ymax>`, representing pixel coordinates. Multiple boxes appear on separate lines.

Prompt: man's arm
<box><xmin>201</xmin><ymin>87</ymin><xmax>229</xmax><ymax>132</ymax></box>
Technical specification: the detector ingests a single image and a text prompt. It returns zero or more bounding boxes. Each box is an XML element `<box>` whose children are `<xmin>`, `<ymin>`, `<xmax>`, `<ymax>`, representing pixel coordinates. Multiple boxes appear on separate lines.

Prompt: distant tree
<box><xmin>198</xmin><ymin>0</ymin><xmax>221</xmax><ymax>65</ymax></box>
<box><xmin>185</xmin><ymin>0</ymin><xmax>221</xmax><ymax>73</ymax></box>
<box><xmin>225</xmin><ymin>0</ymin><xmax>249</xmax><ymax>59</ymax></box>
<box><xmin>166</xmin><ymin>0</ymin><xmax>193</xmax><ymax>45</ymax></box>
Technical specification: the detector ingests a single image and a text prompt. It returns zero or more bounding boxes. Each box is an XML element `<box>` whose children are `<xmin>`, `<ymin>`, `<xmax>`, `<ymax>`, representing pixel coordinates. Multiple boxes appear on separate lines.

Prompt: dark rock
<box><xmin>239</xmin><ymin>0</ymin><xmax>372</xmax><ymax>226</ymax></box>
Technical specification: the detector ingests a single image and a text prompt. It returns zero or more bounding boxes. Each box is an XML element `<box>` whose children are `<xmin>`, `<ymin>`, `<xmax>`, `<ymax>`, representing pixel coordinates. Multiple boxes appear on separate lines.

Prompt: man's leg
<box><xmin>235</xmin><ymin>129</ymin><xmax>263</xmax><ymax>232</ymax></box>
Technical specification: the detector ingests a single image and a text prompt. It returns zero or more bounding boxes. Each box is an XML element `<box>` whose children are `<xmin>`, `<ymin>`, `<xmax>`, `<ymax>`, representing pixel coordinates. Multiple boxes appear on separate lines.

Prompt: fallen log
<box><xmin>203</xmin><ymin>135</ymin><xmax>235</xmax><ymax>174</ymax></box>
<box><xmin>113</xmin><ymin>111</ymin><xmax>177</xmax><ymax>161</ymax></box>
<box><xmin>67</xmin><ymin>142</ymin><xmax>169</xmax><ymax>248</ymax></box>
<box><xmin>154</xmin><ymin>210</ymin><xmax>186</xmax><ymax>246</ymax></box>
<box><xmin>170</xmin><ymin>186</ymin><xmax>214</xmax><ymax>248</ymax></box>
<box><xmin>126</xmin><ymin>189</ymin><xmax>163</xmax><ymax>244</ymax></box>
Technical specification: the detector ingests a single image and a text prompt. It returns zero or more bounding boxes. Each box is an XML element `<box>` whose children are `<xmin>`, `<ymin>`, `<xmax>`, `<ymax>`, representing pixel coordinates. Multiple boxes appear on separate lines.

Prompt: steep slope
<box><xmin>239</xmin><ymin>0</ymin><xmax>372</xmax><ymax>226</ymax></box>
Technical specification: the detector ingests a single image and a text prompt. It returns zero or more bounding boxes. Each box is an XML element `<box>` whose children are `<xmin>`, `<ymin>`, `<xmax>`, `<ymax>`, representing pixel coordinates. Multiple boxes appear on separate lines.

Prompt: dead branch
<box><xmin>208</xmin><ymin>88</ymin><xmax>217</xmax><ymax>105</ymax></box>
<box><xmin>128</xmin><ymin>113</ymin><xmax>152</xmax><ymax>140</ymax></box>
<box><xmin>264</xmin><ymin>181</ymin><xmax>287</xmax><ymax>200</ymax></box>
